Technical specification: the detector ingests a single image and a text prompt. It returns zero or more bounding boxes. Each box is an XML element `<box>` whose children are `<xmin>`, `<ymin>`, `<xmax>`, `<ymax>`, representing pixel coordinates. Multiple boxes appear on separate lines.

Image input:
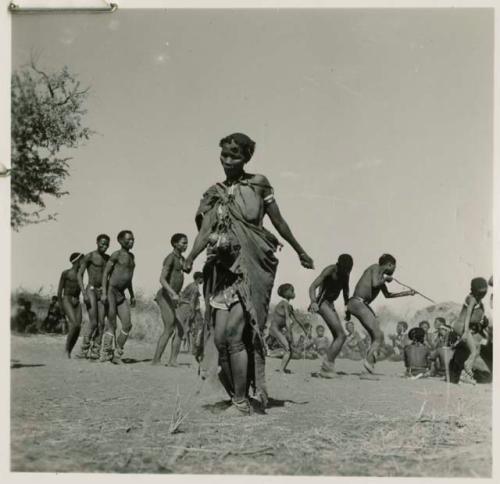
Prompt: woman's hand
<box><xmin>299</xmin><ymin>252</ymin><xmax>314</xmax><ymax>269</ymax></box>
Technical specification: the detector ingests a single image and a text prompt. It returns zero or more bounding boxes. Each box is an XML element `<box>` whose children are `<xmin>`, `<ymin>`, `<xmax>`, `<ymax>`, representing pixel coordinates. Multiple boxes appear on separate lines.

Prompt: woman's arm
<box><xmin>266</xmin><ymin>201</ymin><xmax>314</xmax><ymax>269</ymax></box>
<box><xmin>184</xmin><ymin>213</ymin><xmax>213</xmax><ymax>273</ymax></box>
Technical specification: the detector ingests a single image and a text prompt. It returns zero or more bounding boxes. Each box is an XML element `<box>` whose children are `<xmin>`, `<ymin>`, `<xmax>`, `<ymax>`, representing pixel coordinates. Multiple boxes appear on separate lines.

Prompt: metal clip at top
<box><xmin>8</xmin><ymin>1</ymin><xmax>118</xmax><ymax>13</ymax></box>
<box><xmin>0</xmin><ymin>163</ymin><xmax>11</xmax><ymax>177</ymax></box>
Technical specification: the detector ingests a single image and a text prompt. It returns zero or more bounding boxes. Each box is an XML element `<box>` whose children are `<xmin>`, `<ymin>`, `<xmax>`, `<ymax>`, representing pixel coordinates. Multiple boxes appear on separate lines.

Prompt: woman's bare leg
<box><xmin>214</xmin><ymin>309</ymin><xmax>233</xmax><ymax>397</ymax></box>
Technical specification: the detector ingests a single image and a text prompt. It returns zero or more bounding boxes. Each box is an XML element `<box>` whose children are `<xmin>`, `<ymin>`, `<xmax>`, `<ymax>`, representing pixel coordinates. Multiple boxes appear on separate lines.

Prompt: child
<box><xmin>404</xmin><ymin>327</ymin><xmax>430</xmax><ymax>377</ymax></box>
<box><xmin>308</xmin><ymin>254</ymin><xmax>353</xmax><ymax>378</ymax></box>
<box><xmin>268</xmin><ymin>284</ymin><xmax>305</xmax><ymax>373</ymax></box>
<box><xmin>449</xmin><ymin>277</ymin><xmax>489</xmax><ymax>384</ymax></box>
<box><xmin>101</xmin><ymin>231</ymin><xmax>136</xmax><ymax>364</ymax></box>
<box><xmin>58</xmin><ymin>253</ymin><xmax>84</xmax><ymax>357</ymax></box>
<box><xmin>312</xmin><ymin>325</ymin><xmax>329</xmax><ymax>356</ymax></box>
<box><xmin>75</xmin><ymin>234</ymin><xmax>110</xmax><ymax>359</ymax></box>
<box><xmin>347</xmin><ymin>254</ymin><xmax>416</xmax><ymax>377</ymax></box>
<box><xmin>152</xmin><ymin>233</ymin><xmax>188</xmax><ymax>366</ymax></box>
<box><xmin>176</xmin><ymin>271</ymin><xmax>204</xmax><ymax>359</ymax></box>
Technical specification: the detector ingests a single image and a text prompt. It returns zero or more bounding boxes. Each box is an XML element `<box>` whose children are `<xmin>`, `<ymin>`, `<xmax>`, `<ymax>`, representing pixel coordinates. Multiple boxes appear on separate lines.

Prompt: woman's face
<box><xmin>220</xmin><ymin>141</ymin><xmax>246</xmax><ymax>177</ymax></box>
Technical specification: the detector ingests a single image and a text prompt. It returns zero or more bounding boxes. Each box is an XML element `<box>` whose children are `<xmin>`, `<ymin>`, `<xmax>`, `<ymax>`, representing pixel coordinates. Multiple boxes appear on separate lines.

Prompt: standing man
<box><xmin>347</xmin><ymin>254</ymin><xmax>415</xmax><ymax>377</ymax></box>
<box><xmin>101</xmin><ymin>230</ymin><xmax>136</xmax><ymax>364</ymax></box>
<box><xmin>75</xmin><ymin>234</ymin><xmax>110</xmax><ymax>359</ymax></box>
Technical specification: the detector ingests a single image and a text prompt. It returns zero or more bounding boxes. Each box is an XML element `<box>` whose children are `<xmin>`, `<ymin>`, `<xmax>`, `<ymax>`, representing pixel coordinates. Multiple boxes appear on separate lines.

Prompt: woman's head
<box><xmin>219</xmin><ymin>133</ymin><xmax>256</xmax><ymax>177</ymax></box>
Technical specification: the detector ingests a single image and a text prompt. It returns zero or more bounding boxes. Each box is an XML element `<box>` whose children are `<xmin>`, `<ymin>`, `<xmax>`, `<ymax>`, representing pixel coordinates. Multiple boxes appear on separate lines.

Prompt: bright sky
<box><xmin>11</xmin><ymin>9</ymin><xmax>493</xmax><ymax>315</ymax></box>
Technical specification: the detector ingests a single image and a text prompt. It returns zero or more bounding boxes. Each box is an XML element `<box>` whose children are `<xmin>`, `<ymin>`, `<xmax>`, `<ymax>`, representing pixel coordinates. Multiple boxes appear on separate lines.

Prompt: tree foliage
<box><xmin>11</xmin><ymin>59</ymin><xmax>92</xmax><ymax>230</ymax></box>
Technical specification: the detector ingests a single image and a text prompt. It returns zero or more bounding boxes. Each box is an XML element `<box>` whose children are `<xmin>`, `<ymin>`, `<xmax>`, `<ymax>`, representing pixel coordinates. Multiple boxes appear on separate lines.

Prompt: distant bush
<box><xmin>12</xmin><ymin>288</ymin><xmax>456</xmax><ymax>346</ymax></box>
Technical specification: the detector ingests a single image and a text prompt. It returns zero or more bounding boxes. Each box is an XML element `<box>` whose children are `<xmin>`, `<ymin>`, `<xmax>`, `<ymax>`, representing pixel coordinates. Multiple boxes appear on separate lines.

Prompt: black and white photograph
<box><xmin>2</xmin><ymin>2</ymin><xmax>496</xmax><ymax>478</ymax></box>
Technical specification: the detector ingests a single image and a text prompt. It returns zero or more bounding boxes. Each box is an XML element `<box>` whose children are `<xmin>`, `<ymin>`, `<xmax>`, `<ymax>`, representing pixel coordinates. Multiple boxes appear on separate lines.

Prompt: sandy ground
<box><xmin>11</xmin><ymin>334</ymin><xmax>491</xmax><ymax>476</ymax></box>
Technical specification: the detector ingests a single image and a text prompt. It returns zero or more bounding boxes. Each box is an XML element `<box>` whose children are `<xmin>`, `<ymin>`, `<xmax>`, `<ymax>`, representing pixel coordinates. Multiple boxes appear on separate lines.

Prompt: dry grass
<box><xmin>10</xmin><ymin>334</ymin><xmax>491</xmax><ymax>477</ymax></box>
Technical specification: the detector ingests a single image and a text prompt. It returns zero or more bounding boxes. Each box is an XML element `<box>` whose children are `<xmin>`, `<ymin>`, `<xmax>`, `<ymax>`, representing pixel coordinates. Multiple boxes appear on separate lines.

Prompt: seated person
<box><xmin>418</xmin><ymin>320</ymin><xmax>433</xmax><ymax>348</ymax></box>
<box><xmin>430</xmin><ymin>317</ymin><xmax>446</xmax><ymax>349</ymax></box>
<box><xmin>389</xmin><ymin>321</ymin><xmax>409</xmax><ymax>361</ymax></box>
<box><xmin>404</xmin><ymin>327</ymin><xmax>431</xmax><ymax>377</ymax></box>
<box><xmin>292</xmin><ymin>334</ymin><xmax>318</xmax><ymax>360</ymax></box>
<box><xmin>428</xmin><ymin>323</ymin><xmax>454</xmax><ymax>377</ymax></box>
<box><xmin>11</xmin><ymin>299</ymin><xmax>39</xmax><ymax>334</ymax></box>
<box><xmin>341</xmin><ymin>321</ymin><xmax>365</xmax><ymax>360</ymax></box>
<box><xmin>42</xmin><ymin>296</ymin><xmax>65</xmax><ymax>333</ymax></box>
<box><xmin>312</xmin><ymin>325</ymin><xmax>329</xmax><ymax>356</ymax></box>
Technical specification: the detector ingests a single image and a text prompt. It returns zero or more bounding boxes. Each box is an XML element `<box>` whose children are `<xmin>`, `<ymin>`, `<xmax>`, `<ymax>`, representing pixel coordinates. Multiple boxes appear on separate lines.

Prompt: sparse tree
<box><xmin>11</xmin><ymin>58</ymin><xmax>92</xmax><ymax>230</ymax></box>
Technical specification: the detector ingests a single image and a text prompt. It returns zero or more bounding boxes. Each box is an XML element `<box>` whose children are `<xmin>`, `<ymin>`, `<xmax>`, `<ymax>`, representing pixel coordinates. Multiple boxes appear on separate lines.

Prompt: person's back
<box><xmin>404</xmin><ymin>327</ymin><xmax>430</xmax><ymax>376</ymax></box>
<box><xmin>404</xmin><ymin>344</ymin><xmax>430</xmax><ymax>376</ymax></box>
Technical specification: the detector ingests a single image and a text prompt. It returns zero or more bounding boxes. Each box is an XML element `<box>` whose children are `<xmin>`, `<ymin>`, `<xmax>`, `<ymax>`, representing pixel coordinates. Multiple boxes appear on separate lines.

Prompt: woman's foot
<box><xmin>225</xmin><ymin>398</ymin><xmax>252</xmax><ymax>417</ymax></box>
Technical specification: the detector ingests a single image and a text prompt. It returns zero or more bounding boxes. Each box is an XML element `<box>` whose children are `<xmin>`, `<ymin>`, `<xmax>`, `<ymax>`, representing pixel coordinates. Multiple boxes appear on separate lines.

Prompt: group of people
<box><xmin>33</xmin><ymin>132</ymin><xmax>493</xmax><ymax>416</ymax></box>
<box><xmin>398</xmin><ymin>278</ymin><xmax>493</xmax><ymax>384</ymax></box>
<box><xmin>55</xmin><ymin>231</ymin><xmax>204</xmax><ymax>365</ymax></box>
<box><xmin>11</xmin><ymin>296</ymin><xmax>66</xmax><ymax>334</ymax></box>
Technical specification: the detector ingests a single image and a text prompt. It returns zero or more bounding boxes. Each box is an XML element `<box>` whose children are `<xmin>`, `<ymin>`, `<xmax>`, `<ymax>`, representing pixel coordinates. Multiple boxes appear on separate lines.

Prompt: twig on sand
<box><xmin>168</xmin><ymin>380</ymin><xmax>205</xmax><ymax>434</ymax></box>
<box><xmin>162</xmin><ymin>444</ymin><xmax>274</xmax><ymax>458</ymax></box>
<box><xmin>221</xmin><ymin>446</ymin><xmax>275</xmax><ymax>458</ymax></box>
<box><xmin>169</xmin><ymin>386</ymin><xmax>183</xmax><ymax>434</ymax></box>
<box><xmin>416</xmin><ymin>401</ymin><xmax>427</xmax><ymax>421</ymax></box>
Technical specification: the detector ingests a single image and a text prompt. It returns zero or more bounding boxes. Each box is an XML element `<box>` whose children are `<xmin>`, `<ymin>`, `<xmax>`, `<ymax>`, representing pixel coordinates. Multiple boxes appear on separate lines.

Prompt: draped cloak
<box><xmin>195</xmin><ymin>180</ymin><xmax>280</xmax><ymax>401</ymax></box>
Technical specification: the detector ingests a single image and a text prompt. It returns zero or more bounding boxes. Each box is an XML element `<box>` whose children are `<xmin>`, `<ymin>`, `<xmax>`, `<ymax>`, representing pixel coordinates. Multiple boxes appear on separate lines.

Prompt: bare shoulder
<box><xmin>109</xmin><ymin>250</ymin><xmax>121</xmax><ymax>262</ymax></box>
<box><xmin>250</xmin><ymin>173</ymin><xmax>272</xmax><ymax>186</ymax></box>
<box><xmin>163</xmin><ymin>253</ymin><xmax>174</xmax><ymax>266</ymax></box>
<box><xmin>276</xmin><ymin>300</ymin><xmax>287</xmax><ymax>311</ymax></box>
<box><xmin>323</xmin><ymin>264</ymin><xmax>337</xmax><ymax>276</ymax></box>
